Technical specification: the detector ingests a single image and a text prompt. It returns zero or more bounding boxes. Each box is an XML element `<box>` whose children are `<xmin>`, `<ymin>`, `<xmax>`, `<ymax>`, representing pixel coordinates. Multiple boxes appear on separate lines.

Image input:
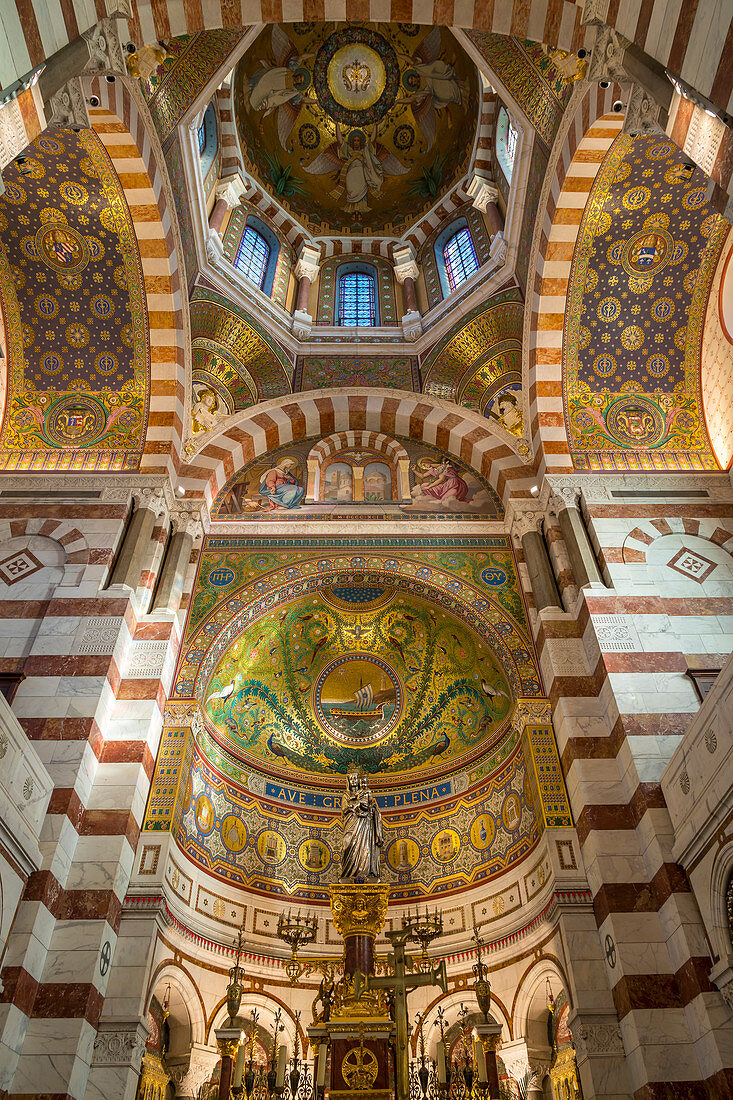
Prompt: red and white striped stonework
<box><xmin>0</xmin><ymin>493</ymin><xmax>193</xmax><ymax>1100</ymax></box>
<box><xmin>178</xmin><ymin>391</ymin><xmax>537</xmax><ymax>509</ymax></box>
<box><xmin>2</xmin><ymin>1</ymin><xmax>731</xmax><ymax>120</ymax></box>
<box><xmin>526</xmin><ymin>86</ymin><xmax>623</xmax><ymax>478</ymax></box>
<box><xmin>87</xmin><ymin>77</ymin><xmax>187</xmax><ymax>478</ymax></box>
<box><xmin>215</xmin><ymin>86</ymin><xmax>243</xmax><ymax>181</ymax></box>
<box><xmin>308</xmin><ymin>430</ymin><xmax>408</xmax><ymax>467</ymax></box>
<box><xmin>540</xmin><ymin>487</ymin><xmax>733</xmax><ymax>1097</ymax></box>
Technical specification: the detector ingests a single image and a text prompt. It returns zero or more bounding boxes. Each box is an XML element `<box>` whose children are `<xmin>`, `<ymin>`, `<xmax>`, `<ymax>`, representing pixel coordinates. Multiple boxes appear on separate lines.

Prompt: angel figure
<box><xmin>397</xmin><ymin>26</ymin><xmax>464</xmax><ymax>149</ymax></box>
<box><xmin>244</xmin><ymin>25</ymin><xmax>313</xmax><ymax>146</ymax></box>
<box><xmin>191</xmin><ymin>386</ymin><xmax>223</xmax><ymax>434</ymax></box>
<box><xmin>303</xmin><ymin>122</ymin><xmax>408</xmax><ymax>212</ymax></box>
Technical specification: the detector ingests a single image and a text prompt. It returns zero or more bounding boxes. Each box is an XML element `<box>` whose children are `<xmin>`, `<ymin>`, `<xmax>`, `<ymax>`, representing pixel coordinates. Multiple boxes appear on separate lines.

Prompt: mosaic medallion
<box><xmin>45</xmin><ymin>394</ymin><xmax>107</xmax><ymax>447</ymax></box>
<box><xmin>313</xmin><ymin>654</ymin><xmax>402</xmax><ymax>745</ymax></box>
<box><xmin>605</xmin><ymin>396</ymin><xmax>665</xmax><ymax>448</ymax></box>
<box><xmin>35</xmin><ymin>221</ymin><xmax>89</xmax><ymax>273</ymax></box>
<box><xmin>314</xmin><ymin>27</ymin><xmax>399</xmax><ymax>125</ymax></box>
<box><xmin>621</xmin><ymin>227</ymin><xmax>673</xmax><ymax>277</ymax></box>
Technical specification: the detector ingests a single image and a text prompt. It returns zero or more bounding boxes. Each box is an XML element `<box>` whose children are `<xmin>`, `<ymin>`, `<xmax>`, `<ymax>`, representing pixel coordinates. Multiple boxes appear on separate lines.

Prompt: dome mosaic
<box><xmin>233</xmin><ymin>23</ymin><xmax>479</xmax><ymax>233</ymax></box>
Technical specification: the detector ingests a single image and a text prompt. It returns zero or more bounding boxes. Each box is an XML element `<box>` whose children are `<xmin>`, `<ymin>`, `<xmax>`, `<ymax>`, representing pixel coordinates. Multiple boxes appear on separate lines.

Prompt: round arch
<box><xmin>511</xmin><ymin>956</ymin><xmax>569</xmax><ymax>1042</ymax></box>
<box><xmin>177</xmin><ymin>389</ymin><xmax>534</xmax><ymax>509</ymax></box>
<box><xmin>524</xmin><ymin>82</ymin><xmax>622</xmax><ymax>477</ymax></box>
<box><xmin>146</xmin><ymin>961</ymin><xmax>207</xmax><ymax>1049</ymax></box>
<box><xmin>206</xmin><ymin>990</ymin><xmax>302</xmax><ymax>1053</ymax></box>
<box><xmin>84</xmin><ymin>72</ymin><xmax>189</xmax><ymax>476</ymax></box>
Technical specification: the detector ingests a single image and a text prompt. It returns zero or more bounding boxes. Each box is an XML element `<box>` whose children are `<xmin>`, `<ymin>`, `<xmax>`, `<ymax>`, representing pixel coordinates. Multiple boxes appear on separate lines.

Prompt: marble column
<box><xmin>215</xmin><ymin>1027</ymin><xmax>243</xmax><ymax>1100</ymax></box>
<box><xmin>475</xmin><ymin>1021</ymin><xmax>502</xmax><ymax>1099</ymax></box>
<box><xmin>514</xmin><ymin>513</ymin><xmax>562</xmax><ymax>612</ymax></box>
<box><xmin>152</xmin><ymin>515</ymin><xmax>199</xmax><ymax>614</ymax></box>
<box><xmin>209</xmin><ymin>175</ymin><xmax>246</xmax><ymax>236</ymax></box>
<box><xmin>393</xmin><ymin>244</ymin><xmax>422</xmax><ymax>341</ymax></box>
<box><xmin>552</xmin><ymin>495</ymin><xmax>604</xmax><ymax>589</ymax></box>
<box><xmin>109</xmin><ymin>492</ymin><xmax>165</xmax><ymax>591</ymax></box>
<box><xmin>467</xmin><ymin>174</ymin><xmax>504</xmax><ymax>237</ymax></box>
<box><xmin>292</xmin><ymin>243</ymin><xmax>321</xmax><ymax>340</ymax></box>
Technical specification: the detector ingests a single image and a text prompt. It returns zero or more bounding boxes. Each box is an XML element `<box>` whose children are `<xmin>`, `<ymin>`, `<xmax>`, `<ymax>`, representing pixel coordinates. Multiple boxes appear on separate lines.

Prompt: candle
<box><xmin>232</xmin><ymin>1044</ymin><xmax>246</xmax><ymax>1088</ymax></box>
<box><xmin>276</xmin><ymin>1044</ymin><xmax>287</xmax><ymax>1088</ymax></box>
<box><xmin>474</xmin><ymin>1041</ymin><xmax>487</xmax><ymax>1085</ymax></box>
<box><xmin>436</xmin><ymin>1042</ymin><xmax>447</xmax><ymax>1085</ymax></box>
<box><xmin>316</xmin><ymin>1044</ymin><xmax>327</xmax><ymax>1087</ymax></box>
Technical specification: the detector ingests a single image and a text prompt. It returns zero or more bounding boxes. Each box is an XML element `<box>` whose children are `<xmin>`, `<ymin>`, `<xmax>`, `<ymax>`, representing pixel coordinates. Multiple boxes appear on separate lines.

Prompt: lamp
<box><xmin>277</xmin><ymin>911</ymin><xmax>318</xmax><ymax>984</ymax></box>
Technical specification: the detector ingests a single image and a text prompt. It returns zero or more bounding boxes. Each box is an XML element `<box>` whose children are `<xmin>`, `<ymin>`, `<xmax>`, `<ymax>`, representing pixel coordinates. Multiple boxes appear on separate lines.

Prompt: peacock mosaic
<box><xmin>0</xmin><ymin>129</ymin><xmax>149</xmax><ymax>471</ymax></box>
<box><xmin>564</xmin><ymin>133</ymin><xmax>727</xmax><ymax>471</ymax></box>
<box><xmin>145</xmin><ymin>537</ymin><xmax>556</xmax><ymax>902</ymax></box>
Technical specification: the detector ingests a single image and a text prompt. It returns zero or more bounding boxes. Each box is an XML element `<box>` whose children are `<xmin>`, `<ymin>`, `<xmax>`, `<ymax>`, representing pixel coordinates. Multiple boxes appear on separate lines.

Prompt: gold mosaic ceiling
<box><xmin>233</xmin><ymin>23</ymin><xmax>479</xmax><ymax>234</ymax></box>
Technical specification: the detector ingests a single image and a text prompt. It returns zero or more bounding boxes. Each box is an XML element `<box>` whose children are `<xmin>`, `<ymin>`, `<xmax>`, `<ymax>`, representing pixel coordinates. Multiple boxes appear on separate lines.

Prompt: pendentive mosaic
<box><xmin>564</xmin><ymin>133</ymin><xmax>726</xmax><ymax>470</ymax></box>
<box><xmin>0</xmin><ymin>128</ymin><xmax>149</xmax><ymax>470</ymax></box>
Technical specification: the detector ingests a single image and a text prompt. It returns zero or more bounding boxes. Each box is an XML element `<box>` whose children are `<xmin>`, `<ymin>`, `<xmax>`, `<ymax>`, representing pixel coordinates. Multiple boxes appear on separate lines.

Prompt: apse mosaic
<box><xmin>211</xmin><ymin>436</ymin><xmax>501</xmax><ymax>520</ymax></box>
<box><xmin>201</xmin><ymin>590</ymin><xmax>512</xmax><ymax>777</ymax></box>
<box><xmin>171</xmin><ymin>738</ymin><xmax>541</xmax><ymax>902</ymax></box>
<box><xmin>233</xmin><ymin>24</ymin><xmax>478</xmax><ymax>234</ymax></box>
<box><xmin>0</xmin><ymin>128</ymin><xmax>148</xmax><ymax>471</ymax></box>
<box><xmin>172</xmin><ymin>540</ymin><xmax>540</xmax><ymax>780</ymax></box>
<box><xmin>564</xmin><ymin>134</ymin><xmax>727</xmax><ymax>470</ymax></box>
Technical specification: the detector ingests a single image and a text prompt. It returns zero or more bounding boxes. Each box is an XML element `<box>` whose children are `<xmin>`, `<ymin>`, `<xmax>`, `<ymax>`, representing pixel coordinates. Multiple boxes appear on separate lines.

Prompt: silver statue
<box><xmin>341</xmin><ymin>770</ymin><xmax>383</xmax><ymax>882</ymax></box>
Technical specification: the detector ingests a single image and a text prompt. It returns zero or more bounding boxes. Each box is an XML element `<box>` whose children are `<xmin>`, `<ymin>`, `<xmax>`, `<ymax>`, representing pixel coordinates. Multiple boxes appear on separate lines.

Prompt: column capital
<box><xmin>394</xmin><ymin>258</ymin><xmax>420</xmax><ymax>284</ymax></box>
<box><xmin>467</xmin><ymin>173</ymin><xmax>499</xmax><ymax>211</ymax></box>
<box><xmin>508</xmin><ymin>506</ymin><xmax>543</xmax><ymax>542</ymax></box>
<box><xmin>169</xmin><ymin>507</ymin><xmax>205</xmax><ymax>542</ymax></box>
<box><xmin>568</xmin><ymin>1011</ymin><xmax>624</xmax><ymax>1058</ymax></box>
<box><xmin>214</xmin><ymin>174</ymin><xmax>247</xmax><ymax>209</ymax></box>
<box><xmin>134</xmin><ymin>487</ymin><xmax>167</xmax><ymax>516</ymax></box>
<box><xmin>511</xmin><ymin>699</ymin><xmax>552</xmax><ymax>735</ymax></box>
<box><xmin>215</xmin><ymin>1026</ymin><xmax>244</xmax><ymax>1058</ymax></box>
<box><xmin>295</xmin><ymin>241</ymin><xmax>322</xmax><ymax>283</ymax></box>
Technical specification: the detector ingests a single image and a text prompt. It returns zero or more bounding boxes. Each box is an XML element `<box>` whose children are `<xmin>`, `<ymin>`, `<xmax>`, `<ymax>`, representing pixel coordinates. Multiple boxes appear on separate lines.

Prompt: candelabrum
<box><xmin>403</xmin><ymin>906</ymin><xmax>443</xmax><ymax>971</ymax></box>
<box><xmin>277</xmin><ymin>910</ymin><xmax>318</xmax><ymax>984</ymax></box>
<box><xmin>285</xmin><ymin>1011</ymin><xmax>313</xmax><ymax>1100</ymax></box>
<box><xmin>227</xmin><ymin>923</ymin><xmax>246</xmax><ymax>1023</ymax></box>
<box><xmin>471</xmin><ymin>926</ymin><xmax>492</xmax><ymax>1021</ymax></box>
<box><xmin>232</xmin><ymin>1007</ymin><xmax>288</xmax><ymax>1100</ymax></box>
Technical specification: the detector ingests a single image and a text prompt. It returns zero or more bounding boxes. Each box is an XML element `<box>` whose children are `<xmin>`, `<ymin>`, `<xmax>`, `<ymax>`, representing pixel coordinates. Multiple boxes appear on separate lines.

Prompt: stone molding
<box><xmin>92</xmin><ymin>1020</ymin><xmax>149</xmax><ymax>1069</ymax></box>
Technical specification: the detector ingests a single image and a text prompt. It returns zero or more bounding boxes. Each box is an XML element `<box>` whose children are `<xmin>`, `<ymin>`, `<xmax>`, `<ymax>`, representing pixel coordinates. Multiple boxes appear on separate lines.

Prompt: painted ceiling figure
<box><xmin>304</xmin><ymin>122</ymin><xmax>408</xmax><ymax>212</ymax></box>
<box><xmin>245</xmin><ymin>25</ymin><xmax>314</xmax><ymax>142</ymax></box>
<box><xmin>397</xmin><ymin>26</ymin><xmax>464</xmax><ymax>149</ymax></box>
<box><xmin>341</xmin><ymin>770</ymin><xmax>383</xmax><ymax>882</ymax></box>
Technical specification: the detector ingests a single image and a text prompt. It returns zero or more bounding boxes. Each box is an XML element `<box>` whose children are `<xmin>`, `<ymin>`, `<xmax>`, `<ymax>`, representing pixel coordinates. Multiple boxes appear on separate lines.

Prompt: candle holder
<box><xmin>403</xmin><ymin>907</ymin><xmax>443</xmax><ymax>971</ymax></box>
<box><xmin>471</xmin><ymin>926</ymin><xmax>491</xmax><ymax>1022</ymax></box>
<box><xmin>227</xmin><ymin>923</ymin><xmax>246</xmax><ymax>1024</ymax></box>
<box><xmin>277</xmin><ymin>911</ymin><xmax>318</xmax><ymax>984</ymax></box>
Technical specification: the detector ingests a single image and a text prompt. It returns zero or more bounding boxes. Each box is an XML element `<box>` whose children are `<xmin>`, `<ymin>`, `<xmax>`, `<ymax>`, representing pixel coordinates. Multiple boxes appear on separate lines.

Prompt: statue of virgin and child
<box><xmin>340</xmin><ymin>768</ymin><xmax>383</xmax><ymax>882</ymax></box>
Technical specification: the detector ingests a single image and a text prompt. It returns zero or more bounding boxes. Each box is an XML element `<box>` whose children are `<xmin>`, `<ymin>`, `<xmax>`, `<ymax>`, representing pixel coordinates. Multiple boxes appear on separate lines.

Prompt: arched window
<box><xmin>233</xmin><ymin>216</ymin><xmax>280</xmax><ymax>296</ymax></box>
<box><xmin>336</xmin><ymin>263</ymin><xmax>378</xmax><ymax>326</ymax></box>
<box><xmin>235</xmin><ymin>226</ymin><xmax>271</xmax><ymax>289</ymax></box>
<box><xmin>434</xmin><ymin>218</ymin><xmax>479</xmax><ymax>298</ymax></box>
<box><xmin>443</xmin><ymin>226</ymin><xmax>479</xmax><ymax>291</ymax></box>
<box><xmin>496</xmin><ymin>106</ymin><xmax>518</xmax><ymax>183</ymax></box>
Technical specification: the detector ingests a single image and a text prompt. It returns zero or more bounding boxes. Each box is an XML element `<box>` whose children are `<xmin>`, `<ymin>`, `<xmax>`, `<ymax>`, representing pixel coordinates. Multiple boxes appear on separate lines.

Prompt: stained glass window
<box><xmin>506</xmin><ymin>119</ymin><xmax>518</xmax><ymax>165</ymax></box>
<box><xmin>443</xmin><ymin>227</ymin><xmax>479</xmax><ymax>291</ymax></box>
<box><xmin>197</xmin><ymin>122</ymin><xmax>206</xmax><ymax>155</ymax></box>
<box><xmin>234</xmin><ymin>225</ymin><xmax>271</xmax><ymax>289</ymax></box>
<box><xmin>338</xmin><ymin>270</ymin><xmax>377</xmax><ymax>326</ymax></box>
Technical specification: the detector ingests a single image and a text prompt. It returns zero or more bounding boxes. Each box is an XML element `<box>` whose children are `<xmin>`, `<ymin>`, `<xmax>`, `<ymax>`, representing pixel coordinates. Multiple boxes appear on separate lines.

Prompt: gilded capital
<box><xmin>328</xmin><ymin>883</ymin><xmax>391</xmax><ymax>939</ymax></box>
